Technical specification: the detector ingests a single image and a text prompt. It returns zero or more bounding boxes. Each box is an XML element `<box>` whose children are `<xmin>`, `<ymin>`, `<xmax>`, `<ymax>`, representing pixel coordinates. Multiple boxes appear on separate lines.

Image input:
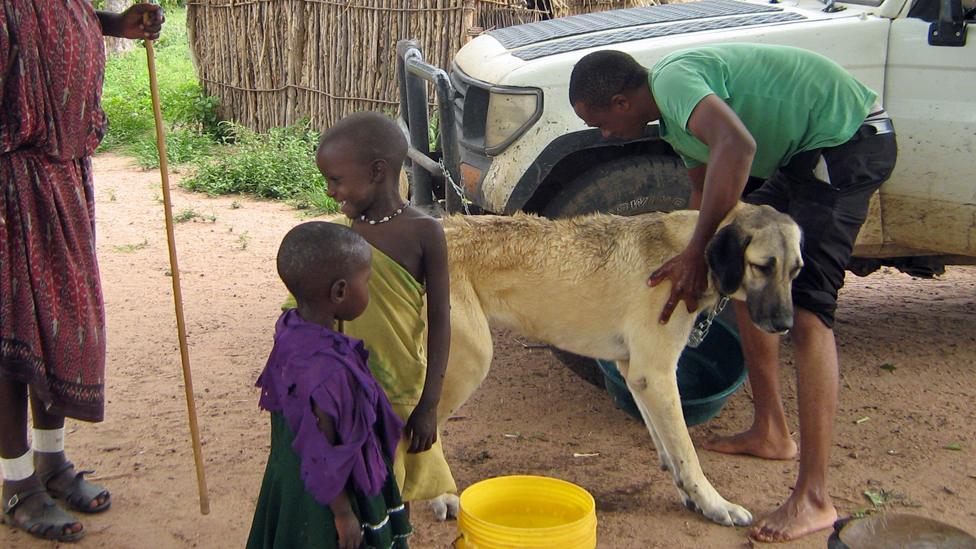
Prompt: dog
<box><xmin>428</xmin><ymin>202</ymin><xmax>802</xmax><ymax>526</ymax></box>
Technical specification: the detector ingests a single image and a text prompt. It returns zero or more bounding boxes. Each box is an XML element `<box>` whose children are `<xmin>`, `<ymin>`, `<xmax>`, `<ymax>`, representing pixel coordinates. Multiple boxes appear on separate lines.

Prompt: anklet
<box><xmin>361</xmin><ymin>201</ymin><xmax>410</xmax><ymax>225</ymax></box>
<box><xmin>32</xmin><ymin>428</ymin><xmax>64</xmax><ymax>453</ymax></box>
<box><xmin>0</xmin><ymin>449</ymin><xmax>34</xmax><ymax>481</ymax></box>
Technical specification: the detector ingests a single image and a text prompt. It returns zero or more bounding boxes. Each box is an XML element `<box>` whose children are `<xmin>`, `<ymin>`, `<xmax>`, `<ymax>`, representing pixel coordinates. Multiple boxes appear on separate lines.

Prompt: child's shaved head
<box><xmin>277</xmin><ymin>222</ymin><xmax>371</xmax><ymax>303</ymax></box>
<box><xmin>318</xmin><ymin>111</ymin><xmax>408</xmax><ymax>169</ymax></box>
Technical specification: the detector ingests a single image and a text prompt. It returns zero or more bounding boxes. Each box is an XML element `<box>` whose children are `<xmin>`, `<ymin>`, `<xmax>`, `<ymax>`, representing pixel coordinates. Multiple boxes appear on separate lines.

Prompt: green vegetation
<box><xmin>100</xmin><ymin>8</ymin><xmax>221</xmax><ymax>164</ymax></box>
<box><xmin>92</xmin><ymin>0</ymin><xmax>185</xmax><ymax>9</ymax></box>
<box><xmin>173</xmin><ymin>208</ymin><xmax>216</xmax><ymax>223</ymax></box>
<box><xmin>113</xmin><ymin>238</ymin><xmax>150</xmax><ymax>253</ymax></box>
<box><xmin>99</xmin><ymin>7</ymin><xmax>338</xmax><ymax>215</ymax></box>
<box><xmin>182</xmin><ymin>122</ymin><xmax>336</xmax><ymax>212</ymax></box>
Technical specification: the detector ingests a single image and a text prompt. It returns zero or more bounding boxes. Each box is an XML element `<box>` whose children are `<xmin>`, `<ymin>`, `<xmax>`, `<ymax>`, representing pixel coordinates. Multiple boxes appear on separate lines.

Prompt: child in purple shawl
<box><xmin>247</xmin><ymin>222</ymin><xmax>410</xmax><ymax>549</ymax></box>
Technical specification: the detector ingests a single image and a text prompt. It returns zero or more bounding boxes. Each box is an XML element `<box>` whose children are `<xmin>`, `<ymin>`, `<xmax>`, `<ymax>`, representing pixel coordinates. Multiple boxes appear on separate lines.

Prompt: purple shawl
<box><xmin>256</xmin><ymin>309</ymin><xmax>403</xmax><ymax>505</ymax></box>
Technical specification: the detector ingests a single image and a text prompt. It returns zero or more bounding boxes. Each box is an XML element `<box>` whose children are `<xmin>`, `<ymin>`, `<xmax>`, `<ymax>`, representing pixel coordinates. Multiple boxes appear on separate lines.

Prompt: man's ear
<box><xmin>609</xmin><ymin>93</ymin><xmax>631</xmax><ymax>112</ymax></box>
<box><xmin>330</xmin><ymin>279</ymin><xmax>347</xmax><ymax>304</ymax></box>
<box><xmin>706</xmin><ymin>223</ymin><xmax>751</xmax><ymax>296</ymax></box>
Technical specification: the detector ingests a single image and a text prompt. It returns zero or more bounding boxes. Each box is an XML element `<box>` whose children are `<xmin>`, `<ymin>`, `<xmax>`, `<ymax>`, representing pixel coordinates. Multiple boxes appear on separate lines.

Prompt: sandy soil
<box><xmin>2</xmin><ymin>153</ymin><xmax>974</xmax><ymax>548</ymax></box>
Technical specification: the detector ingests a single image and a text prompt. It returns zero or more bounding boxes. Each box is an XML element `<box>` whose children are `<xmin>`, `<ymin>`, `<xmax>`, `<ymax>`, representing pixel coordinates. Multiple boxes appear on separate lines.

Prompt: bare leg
<box><xmin>703</xmin><ymin>301</ymin><xmax>797</xmax><ymax>460</ymax></box>
<box><xmin>0</xmin><ymin>376</ymin><xmax>30</xmax><ymax>460</ymax></box>
<box><xmin>30</xmin><ymin>391</ymin><xmax>110</xmax><ymax>510</ymax></box>
<box><xmin>750</xmin><ymin>308</ymin><xmax>838</xmax><ymax>542</ymax></box>
<box><xmin>0</xmin><ymin>375</ymin><xmax>82</xmax><ymax>536</ymax></box>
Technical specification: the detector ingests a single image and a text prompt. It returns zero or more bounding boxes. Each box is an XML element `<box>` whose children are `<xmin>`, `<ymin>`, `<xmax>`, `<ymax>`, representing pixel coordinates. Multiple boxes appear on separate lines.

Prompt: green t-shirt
<box><xmin>649</xmin><ymin>44</ymin><xmax>877</xmax><ymax>179</ymax></box>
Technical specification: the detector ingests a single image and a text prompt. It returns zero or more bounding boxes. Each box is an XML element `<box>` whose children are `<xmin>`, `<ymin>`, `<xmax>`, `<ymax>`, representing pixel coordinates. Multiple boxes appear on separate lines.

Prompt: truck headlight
<box><xmin>485</xmin><ymin>88</ymin><xmax>543</xmax><ymax>154</ymax></box>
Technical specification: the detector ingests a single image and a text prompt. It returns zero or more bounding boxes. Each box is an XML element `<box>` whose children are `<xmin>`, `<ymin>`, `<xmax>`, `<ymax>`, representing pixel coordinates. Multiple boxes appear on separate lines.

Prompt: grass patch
<box><xmin>183</xmin><ymin>123</ymin><xmax>338</xmax><ymax>215</ymax></box>
<box><xmin>292</xmin><ymin>185</ymin><xmax>339</xmax><ymax>216</ymax></box>
<box><xmin>100</xmin><ymin>8</ymin><xmax>221</xmax><ymax>164</ymax></box>
<box><xmin>174</xmin><ymin>208</ymin><xmax>216</xmax><ymax>223</ymax></box>
<box><xmin>99</xmin><ymin>6</ymin><xmax>338</xmax><ymax>215</ymax></box>
<box><xmin>113</xmin><ymin>238</ymin><xmax>150</xmax><ymax>253</ymax></box>
<box><xmin>131</xmin><ymin>128</ymin><xmax>217</xmax><ymax>169</ymax></box>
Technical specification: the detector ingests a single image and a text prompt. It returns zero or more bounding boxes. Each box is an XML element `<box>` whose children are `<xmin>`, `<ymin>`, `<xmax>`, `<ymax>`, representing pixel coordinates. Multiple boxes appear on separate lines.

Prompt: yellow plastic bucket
<box><xmin>456</xmin><ymin>475</ymin><xmax>597</xmax><ymax>549</ymax></box>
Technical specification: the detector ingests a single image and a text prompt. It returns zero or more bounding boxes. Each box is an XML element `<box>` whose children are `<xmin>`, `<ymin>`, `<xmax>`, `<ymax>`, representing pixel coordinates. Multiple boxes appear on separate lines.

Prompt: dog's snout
<box><xmin>772</xmin><ymin>318</ymin><xmax>793</xmax><ymax>334</ymax></box>
<box><xmin>748</xmin><ymin>297</ymin><xmax>795</xmax><ymax>335</ymax></box>
<box><xmin>755</xmin><ymin>318</ymin><xmax>792</xmax><ymax>335</ymax></box>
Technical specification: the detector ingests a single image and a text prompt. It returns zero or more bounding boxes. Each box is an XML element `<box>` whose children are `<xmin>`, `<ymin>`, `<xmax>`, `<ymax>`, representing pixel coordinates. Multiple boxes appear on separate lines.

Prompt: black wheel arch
<box><xmin>505</xmin><ymin>127</ymin><xmax>682</xmax><ymax>215</ymax></box>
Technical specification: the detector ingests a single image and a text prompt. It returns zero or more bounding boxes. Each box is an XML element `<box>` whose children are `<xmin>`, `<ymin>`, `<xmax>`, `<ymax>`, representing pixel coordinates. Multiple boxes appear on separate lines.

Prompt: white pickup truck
<box><xmin>396</xmin><ymin>0</ymin><xmax>975</xmax><ymax>277</ymax></box>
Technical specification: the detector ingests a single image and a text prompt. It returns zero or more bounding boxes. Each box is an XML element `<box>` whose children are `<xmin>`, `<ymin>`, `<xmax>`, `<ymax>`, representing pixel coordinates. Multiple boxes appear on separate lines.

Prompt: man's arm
<box><xmin>687</xmin><ymin>165</ymin><xmax>707</xmax><ymax>209</ymax></box>
<box><xmin>405</xmin><ymin>218</ymin><xmax>451</xmax><ymax>453</ymax></box>
<box><xmin>649</xmin><ymin>94</ymin><xmax>755</xmax><ymax>323</ymax></box>
<box><xmin>685</xmin><ymin>94</ymin><xmax>755</xmax><ymax>254</ymax></box>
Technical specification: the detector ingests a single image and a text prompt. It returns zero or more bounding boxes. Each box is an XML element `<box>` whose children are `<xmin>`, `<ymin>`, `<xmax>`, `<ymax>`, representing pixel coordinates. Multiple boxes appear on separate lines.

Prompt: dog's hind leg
<box><xmin>626</xmin><ymin>342</ymin><xmax>752</xmax><ymax>527</ymax></box>
<box><xmin>427</xmin><ymin>277</ymin><xmax>494</xmax><ymax>521</ymax></box>
<box><xmin>439</xmin><ymin>277</ymin><xmax>493</xmax><ymax>421</ymax></box>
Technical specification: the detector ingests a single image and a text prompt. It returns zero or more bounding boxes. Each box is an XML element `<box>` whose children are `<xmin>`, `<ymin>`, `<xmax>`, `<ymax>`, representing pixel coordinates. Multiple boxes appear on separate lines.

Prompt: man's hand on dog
<box><xmin>648</xmin><ymin>246</ymin><xmax>709</xmax><ymax>324</ymax></box>
<box><xmin>405</xmin><ymin>401</ymin><xmax>438</xmax><ymax>453</ymax></box>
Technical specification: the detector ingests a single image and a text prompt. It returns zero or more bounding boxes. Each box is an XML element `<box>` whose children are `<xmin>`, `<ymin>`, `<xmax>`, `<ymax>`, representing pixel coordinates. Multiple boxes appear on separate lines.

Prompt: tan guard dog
<box><xmin>430</xmin><ymin>202</ymin><xmax>802</xmax><ymax>527</ymax></box>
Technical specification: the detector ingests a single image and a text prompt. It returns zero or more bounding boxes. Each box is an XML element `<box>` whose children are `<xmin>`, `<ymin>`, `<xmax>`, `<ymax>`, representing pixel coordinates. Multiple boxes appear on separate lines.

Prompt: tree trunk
<box><xmin>104</xmin><ymin>0</ymin><xmax>134</xmax><ymax>56</ymax></box>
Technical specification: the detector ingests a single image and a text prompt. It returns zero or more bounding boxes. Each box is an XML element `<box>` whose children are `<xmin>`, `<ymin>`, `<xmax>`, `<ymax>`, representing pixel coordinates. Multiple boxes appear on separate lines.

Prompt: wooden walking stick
<box><xmin>144</xmin><ymin>10</ymin><xmax>211</xmax><ymax>515</ymax></box>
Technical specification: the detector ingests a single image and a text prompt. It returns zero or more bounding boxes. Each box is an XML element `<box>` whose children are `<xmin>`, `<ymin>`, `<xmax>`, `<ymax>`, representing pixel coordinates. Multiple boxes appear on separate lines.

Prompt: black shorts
<box><xmin>744</xmin><ymin>125</ymin><xmax>897</xmax><ymax>328</ymax></box>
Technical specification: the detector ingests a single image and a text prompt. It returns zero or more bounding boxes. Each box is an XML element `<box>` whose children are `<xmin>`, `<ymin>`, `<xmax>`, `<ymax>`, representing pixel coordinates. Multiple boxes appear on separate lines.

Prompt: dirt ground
<box><xmin>3</xmin><ymin>153</ymin><xmax>974</xmax><ymax>548</ymax></box>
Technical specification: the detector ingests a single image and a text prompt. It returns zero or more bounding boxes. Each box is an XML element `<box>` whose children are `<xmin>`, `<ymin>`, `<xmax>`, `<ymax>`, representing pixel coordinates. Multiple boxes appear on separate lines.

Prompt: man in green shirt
<box><xmin>570</xmin><ymin>44</ymin><xmax>896</xmax><ymax>542</ymax></box>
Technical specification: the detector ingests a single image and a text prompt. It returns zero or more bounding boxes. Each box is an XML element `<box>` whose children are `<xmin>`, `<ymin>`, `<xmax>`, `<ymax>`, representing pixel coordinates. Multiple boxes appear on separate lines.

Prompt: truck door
<box><xmin>882</xmin><ymin>0</ymin><xmax>976</xmax><ymax>256</ymax></box>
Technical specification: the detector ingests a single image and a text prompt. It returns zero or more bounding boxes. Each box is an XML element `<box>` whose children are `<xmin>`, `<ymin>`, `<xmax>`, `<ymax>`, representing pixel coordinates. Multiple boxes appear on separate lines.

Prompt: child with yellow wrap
<box><xmin>289</xmin><ymin>111</ymin><xmax>456</xmax><ymax>517</ymax></box>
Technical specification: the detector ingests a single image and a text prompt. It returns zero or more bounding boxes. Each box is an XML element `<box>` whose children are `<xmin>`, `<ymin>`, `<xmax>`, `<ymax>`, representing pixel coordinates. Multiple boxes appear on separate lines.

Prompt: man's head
<box><xmin>569</xmin><ymin>50</ymin><xmax>656</xmax><ymax>140</ymax></box>
<box><xmin>316</xmin><ymin>112</ymin><xmax>408</xmax><ymax>219</ymax></box>
<box><xmin>277</xmin><ymin>221</ymin><xmax>372</xmax><ymax>320</ymax></box>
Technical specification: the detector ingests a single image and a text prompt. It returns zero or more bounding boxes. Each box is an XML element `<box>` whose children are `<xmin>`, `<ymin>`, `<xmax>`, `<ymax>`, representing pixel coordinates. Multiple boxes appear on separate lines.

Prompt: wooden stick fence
<box><xmin>186</xmin><ymin>0</ymin><xmax>657</xmax><ymax>132</ymax></box>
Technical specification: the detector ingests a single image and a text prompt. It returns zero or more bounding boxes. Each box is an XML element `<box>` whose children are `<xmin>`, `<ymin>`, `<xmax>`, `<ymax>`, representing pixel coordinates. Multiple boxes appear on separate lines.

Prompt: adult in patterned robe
<box><xmin>1</xmin><ymin>1</ymin><xmax>163</xmax><ymax>542</ymax></box>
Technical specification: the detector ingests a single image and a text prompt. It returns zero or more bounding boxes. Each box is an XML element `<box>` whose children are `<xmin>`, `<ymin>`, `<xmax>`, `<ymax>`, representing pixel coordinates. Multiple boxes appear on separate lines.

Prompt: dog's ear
<box><xmin>706</xmin><ymin>223</ymin><xmax>751</xmax><ymax>296</ymax></box>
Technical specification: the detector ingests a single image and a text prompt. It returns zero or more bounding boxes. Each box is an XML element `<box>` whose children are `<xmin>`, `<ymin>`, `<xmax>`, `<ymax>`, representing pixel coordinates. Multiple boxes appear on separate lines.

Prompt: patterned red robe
<box><xmin>1</xmin><ymin>1</ymin><xmax>108</xmax><ymax>421</ymax></box>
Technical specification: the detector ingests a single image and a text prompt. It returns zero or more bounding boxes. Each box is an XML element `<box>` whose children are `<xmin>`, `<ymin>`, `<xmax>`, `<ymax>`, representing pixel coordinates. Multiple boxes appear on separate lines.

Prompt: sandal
<box><xmin>1</xmin><ymin>486</ymin><xmax>84</xmax><ymax>542</ymax></box>
<box><xmin>39</xmin><ymin>461</ymin><xmax>111</xmax><ymax>514</ymax></box>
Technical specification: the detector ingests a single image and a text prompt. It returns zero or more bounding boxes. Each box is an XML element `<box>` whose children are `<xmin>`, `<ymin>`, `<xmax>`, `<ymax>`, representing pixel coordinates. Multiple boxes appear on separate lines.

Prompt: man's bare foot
<box><xmin>749</xmin><ymin>491</ymin><xmax>837</xmax><ymax>543</ymax></box>
<box><xmin>703</xmin><ymin>427</ymin><xmax>798</xmax><ymax>460</ymax></box>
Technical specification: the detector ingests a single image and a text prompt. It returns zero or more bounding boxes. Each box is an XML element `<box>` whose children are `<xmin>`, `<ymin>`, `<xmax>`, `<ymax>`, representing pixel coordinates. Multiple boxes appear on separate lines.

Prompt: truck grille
<box><xmin>450</xmin><ymin>65</ymin><xmax>491</xmax><ymax>152</ymax></box>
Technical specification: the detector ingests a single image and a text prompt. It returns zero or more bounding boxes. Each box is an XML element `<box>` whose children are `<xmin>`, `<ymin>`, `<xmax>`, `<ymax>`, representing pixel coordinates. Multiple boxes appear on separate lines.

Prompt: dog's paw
<box><xmin>444</xmin><ymin>493</ymin><xmax>460</xmax><ymax>518</ymax></box>
<box><xmin>428</xmin><ymin>493</ymin><xmax>460</xmax><ymax>521</ymax></box>
<box><xmin>700</xmin><ymin>500</ymin><xmax>752</xmax><ymax>527</ymax></box>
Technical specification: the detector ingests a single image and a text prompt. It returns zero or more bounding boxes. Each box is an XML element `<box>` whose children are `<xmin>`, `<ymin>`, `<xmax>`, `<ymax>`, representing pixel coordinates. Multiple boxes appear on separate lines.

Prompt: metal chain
<box><xmin>439</xmin><ymin>158</ymin><xmax>471</xmax><ymax>215</ymax></box>
<box><xmin>687</xmin><ymin>296</ymin><xmax>730</xmax><ymax>348</ymax></box>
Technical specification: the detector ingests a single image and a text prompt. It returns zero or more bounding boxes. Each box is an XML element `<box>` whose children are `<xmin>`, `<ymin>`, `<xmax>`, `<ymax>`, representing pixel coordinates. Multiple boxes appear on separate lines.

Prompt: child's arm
<box><xmin>313</xmin><ymin>402</ymin><xmax>363</xmax><ymax>549</ymax></box>
<box><xmin>405</xmin><ymin>219</ymin><xmax>451</xmax><ymax>453</ymax></box>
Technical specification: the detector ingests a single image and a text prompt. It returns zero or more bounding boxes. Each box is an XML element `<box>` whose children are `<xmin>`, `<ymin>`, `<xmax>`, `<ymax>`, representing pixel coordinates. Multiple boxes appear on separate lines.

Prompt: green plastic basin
<box><xmin>596</xmin><ymin>315</ymin><xmax>746</xmax><ymax>426</ymax></box>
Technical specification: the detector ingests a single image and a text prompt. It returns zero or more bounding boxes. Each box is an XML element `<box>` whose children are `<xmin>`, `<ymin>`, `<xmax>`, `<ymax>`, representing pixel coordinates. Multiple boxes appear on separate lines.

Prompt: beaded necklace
<box><xmin>360</xmin><ymin>201</ymin><xmax>410</xmax><ymax>225</ymax></box>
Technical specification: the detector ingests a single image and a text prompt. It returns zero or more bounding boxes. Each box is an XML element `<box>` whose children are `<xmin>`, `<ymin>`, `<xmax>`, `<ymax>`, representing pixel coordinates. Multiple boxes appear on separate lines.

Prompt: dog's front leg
<box><xmin>618</xmin><ymin>359</ymin><xmax>686</xmax><ymax>499</ymax></box>
<box><xmin>626</xmin><ymin>347</ymin><xmax>752</xmax><ymax>527</ymax></box>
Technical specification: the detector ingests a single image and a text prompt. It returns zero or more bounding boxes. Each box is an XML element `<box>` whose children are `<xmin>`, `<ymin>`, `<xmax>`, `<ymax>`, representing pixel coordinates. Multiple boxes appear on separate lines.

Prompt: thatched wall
<box><xmin>187</xmin><ymin>0</ymin><xmax>657</xmax><ymax>132</ymax></box>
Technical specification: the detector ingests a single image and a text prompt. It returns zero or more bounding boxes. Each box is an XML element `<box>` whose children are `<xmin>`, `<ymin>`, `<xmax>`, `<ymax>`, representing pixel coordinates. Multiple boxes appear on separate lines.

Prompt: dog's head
<box><xmin>705</xmin><ymin>204</ymin><xmax>803</xmax><ymax>334</ymax></box>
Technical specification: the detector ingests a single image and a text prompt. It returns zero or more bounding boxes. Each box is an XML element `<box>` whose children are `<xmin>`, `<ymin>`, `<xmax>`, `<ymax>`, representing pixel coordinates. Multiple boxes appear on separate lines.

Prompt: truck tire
<box><xmin>540</xmin><ymin>154</ymin><xmax>737</xmax><ymax>387</ymax></box>
<box><xmin>542</xmin><ymin>154</ymin><xmax>690</xmax><ymax>218</ymax></box>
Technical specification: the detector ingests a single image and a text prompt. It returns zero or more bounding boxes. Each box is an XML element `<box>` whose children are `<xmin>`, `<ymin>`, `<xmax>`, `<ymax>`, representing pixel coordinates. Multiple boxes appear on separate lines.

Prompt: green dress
<box><xmin>246</xmin><ymin>413</ymin><xmax>411</xmax><ymax>549</ymax></box>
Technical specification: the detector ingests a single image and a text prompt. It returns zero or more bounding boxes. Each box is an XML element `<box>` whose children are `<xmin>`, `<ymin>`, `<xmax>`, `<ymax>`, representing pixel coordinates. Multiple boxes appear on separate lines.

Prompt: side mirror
<box><xmin>929</xmin><ymin>0</ymin><xmax>967</xmax><ymax>46</ymax></box>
